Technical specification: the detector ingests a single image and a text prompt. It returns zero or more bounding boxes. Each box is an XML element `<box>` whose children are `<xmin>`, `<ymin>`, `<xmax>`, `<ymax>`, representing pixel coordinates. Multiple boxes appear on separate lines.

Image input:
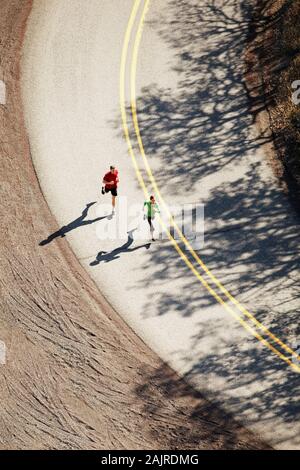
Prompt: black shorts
<box><xmin>147</xmin><ymin>216</ymin><xmax>154</xmax><ymax>229</ymax></box>
<box><xmin>105</xmin><ymin>187</ymin><xmax>118</xmax><ymax>196</ymax></box>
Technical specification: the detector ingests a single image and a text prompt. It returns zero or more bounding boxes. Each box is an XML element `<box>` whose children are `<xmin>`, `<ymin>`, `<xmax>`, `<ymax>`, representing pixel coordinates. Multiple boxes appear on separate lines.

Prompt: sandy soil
<box><xmin>0</xmin><ymin>0</ymin><xmax>269</xmax><ymax>450</ymax></box>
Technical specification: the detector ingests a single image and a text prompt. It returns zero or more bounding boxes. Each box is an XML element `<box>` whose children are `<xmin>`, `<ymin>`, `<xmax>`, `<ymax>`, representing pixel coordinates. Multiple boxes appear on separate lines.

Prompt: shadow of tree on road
<box><xmin>129</xmin><ymin>0</ymin><xmax>274</xmax><ymax>195</ymax></box>
<box><xmin>119</xmin><ymin>0</ymin><xmax>300</xmax><ymax>442</ymax></box>
<box><xmin>128</xmin><ymin>0</ymin><xmax>300</xmax><ymax>336</ymax></box>
<box><xmin>133</xmin><ymin>166</ymin><xmax>300</xmax><ymax>337</ymax></box>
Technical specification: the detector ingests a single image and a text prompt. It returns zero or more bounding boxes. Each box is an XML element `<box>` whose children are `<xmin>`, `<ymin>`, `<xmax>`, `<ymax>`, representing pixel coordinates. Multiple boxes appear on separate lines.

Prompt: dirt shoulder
<box><xmin>245</xmin><ymin>0</ymin><xmax>300</xmax><ymax>211</ymax></box>
<box><xmin>0</xmin><ymin>0</ymin><xmax>269</xmax><ymax>450</ymax></box>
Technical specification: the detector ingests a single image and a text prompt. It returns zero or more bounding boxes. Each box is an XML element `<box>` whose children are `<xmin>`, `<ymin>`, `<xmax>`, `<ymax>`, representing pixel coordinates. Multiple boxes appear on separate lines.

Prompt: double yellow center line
<box><xmin>120</xmin><ymin>0</ymin><xmax>300</xmax><ymax>373</ymax></box>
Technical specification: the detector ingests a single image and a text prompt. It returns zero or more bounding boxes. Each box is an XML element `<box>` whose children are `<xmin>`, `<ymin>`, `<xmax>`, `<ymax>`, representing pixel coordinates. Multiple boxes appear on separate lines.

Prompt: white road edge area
<box><xmin>21</xmin><ymin>0</ymin><xmax>300</xmax><ymax>449</ymax></box>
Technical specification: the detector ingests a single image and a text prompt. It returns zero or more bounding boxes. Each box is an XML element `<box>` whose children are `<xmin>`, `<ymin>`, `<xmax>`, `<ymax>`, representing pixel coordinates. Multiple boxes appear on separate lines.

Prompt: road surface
<box><xmin>21</xmin><ymin>0</ymin><xmax>300</xmax><ymax>448</ymax></box>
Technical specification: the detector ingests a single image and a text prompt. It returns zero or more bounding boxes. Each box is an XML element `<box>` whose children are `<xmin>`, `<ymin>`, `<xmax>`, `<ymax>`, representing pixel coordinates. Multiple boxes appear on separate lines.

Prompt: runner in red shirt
<box><xmin>101</xmin><ymin>165</ymin><xmax>119</xmax><ymax>214</ymax></box>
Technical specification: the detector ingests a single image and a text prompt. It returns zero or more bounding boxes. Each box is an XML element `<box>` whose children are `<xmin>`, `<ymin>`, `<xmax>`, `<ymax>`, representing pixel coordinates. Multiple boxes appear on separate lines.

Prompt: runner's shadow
<box><xmin>40</xmin><ymin>202</ymin><xmax>106</xmax><ymax>246</ymax></box>
<box><xmin>90</xmin><ymin>229</ymin><xmax>151</xmax><ymax>266</ymax></box>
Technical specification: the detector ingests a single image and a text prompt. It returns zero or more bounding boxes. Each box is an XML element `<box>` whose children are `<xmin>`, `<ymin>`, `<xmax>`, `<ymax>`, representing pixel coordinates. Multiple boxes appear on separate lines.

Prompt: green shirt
<box><xmin>144</xmin><ymin>201</ymin><xmax>159</xmax><ymax>219</ymax></box>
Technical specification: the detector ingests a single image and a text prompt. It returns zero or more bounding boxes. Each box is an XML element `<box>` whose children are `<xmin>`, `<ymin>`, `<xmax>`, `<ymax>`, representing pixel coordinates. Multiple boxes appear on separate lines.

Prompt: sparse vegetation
<box><xmin>274</xmin><ymin>0</ymin><xmax>300</xmax><ymax>190</ymax></box>
<box><xmin>254</xmin><ymin>0</ymin><xmax>300</xmax><ymax>202</ymax></box>
<box><xmin>246</xmin><ymin>1</ymin><xmax>300</xmax><ymax>206</ymax></box>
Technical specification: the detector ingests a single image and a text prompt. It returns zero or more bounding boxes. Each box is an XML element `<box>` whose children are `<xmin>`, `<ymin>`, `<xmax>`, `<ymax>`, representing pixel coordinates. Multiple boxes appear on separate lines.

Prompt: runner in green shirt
<box><xmin>143</xmin><ymin>195</ymin><xmax>160</xmax><ymax>241</ymax></box>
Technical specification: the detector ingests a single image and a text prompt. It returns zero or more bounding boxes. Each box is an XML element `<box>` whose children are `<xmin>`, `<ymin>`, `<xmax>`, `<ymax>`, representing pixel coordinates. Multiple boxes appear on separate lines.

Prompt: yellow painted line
<box><xmin>120</xmin><ymin>0</ymin><xmax>300</xmax><ymax>372</ymax></box>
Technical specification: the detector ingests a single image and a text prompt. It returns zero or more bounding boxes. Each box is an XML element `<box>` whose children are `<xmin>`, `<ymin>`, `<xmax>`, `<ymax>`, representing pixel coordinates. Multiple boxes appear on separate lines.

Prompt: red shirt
<box><xmin>103</xmin><ymin>170</ymin><xmax>119</xmax><ymax>189</ymax></box>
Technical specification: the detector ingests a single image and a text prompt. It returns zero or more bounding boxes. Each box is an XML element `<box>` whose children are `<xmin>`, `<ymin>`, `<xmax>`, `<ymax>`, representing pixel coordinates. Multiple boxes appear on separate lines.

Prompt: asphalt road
<box><xmin>21</xmin><ymin>0</ymin><xmax>300</xmax><ymax>448</ymax></box>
